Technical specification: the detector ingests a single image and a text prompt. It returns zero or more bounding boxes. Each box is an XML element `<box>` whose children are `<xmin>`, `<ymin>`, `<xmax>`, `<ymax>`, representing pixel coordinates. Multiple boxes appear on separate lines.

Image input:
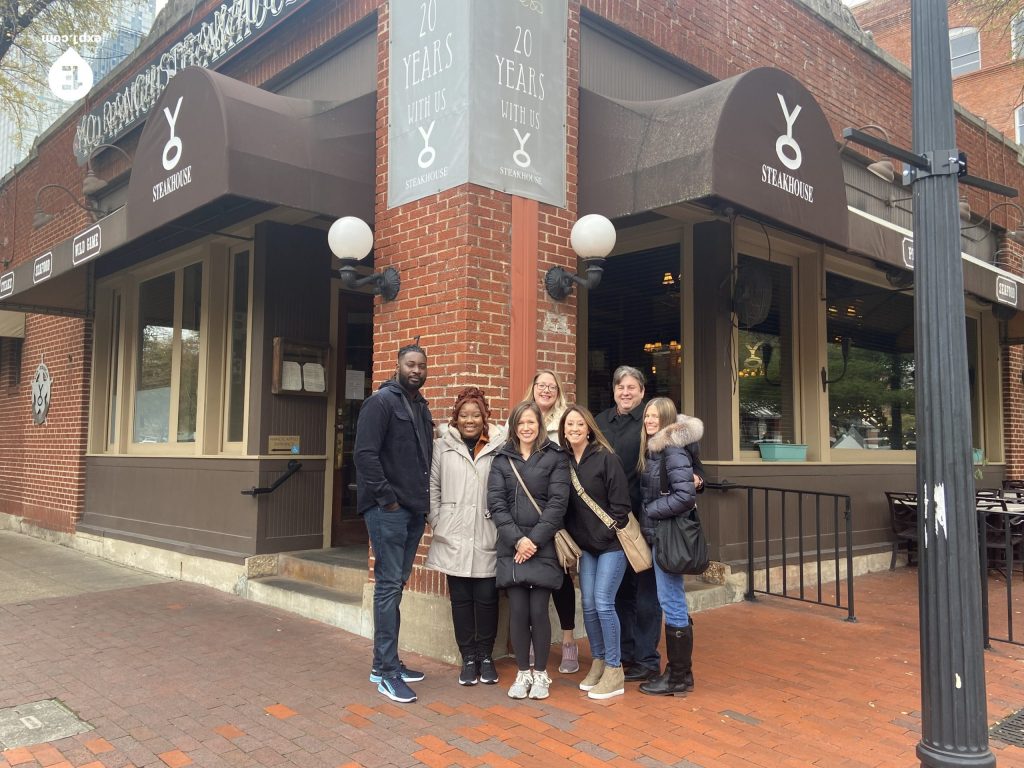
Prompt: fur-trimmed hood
<box><xmin>647</xmin><ymin>414</ymin><xmax>704</xmax><ymax>454</ymax></box>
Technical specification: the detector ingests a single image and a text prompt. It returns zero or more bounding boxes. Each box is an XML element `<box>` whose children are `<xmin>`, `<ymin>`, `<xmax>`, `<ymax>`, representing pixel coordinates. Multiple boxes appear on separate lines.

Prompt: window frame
<box><xmin>1013</xmin><ymin>11</ymin><xmax>1024</xmax><ymax>59</ymax></box>
<box><xmin>89</xmin><ymin>237</ymin><xmax>247</xmax><ymax>457</ymax></box>
<box><xmin>949</xmin><ymin>26</ymin><xmax>981</xmax><ymax>77</ymax></box>
<box><xmin>221</xmin><ymin>245</ymin><xmax>253</xmax><ymax>452</ymax></box>
<box><xmin>731</xmin><ymin>224</ymin><xmax>805</xmax><ymax>461</ymax></box>
<box><xmin>1016</xmin><ymin>104</ymin><xmax>1024</xmax><ymax>145</ymax></box>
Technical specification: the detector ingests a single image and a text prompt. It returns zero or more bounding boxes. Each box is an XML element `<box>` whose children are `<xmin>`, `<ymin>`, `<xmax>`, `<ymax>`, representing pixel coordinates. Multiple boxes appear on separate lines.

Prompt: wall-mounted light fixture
<box><xmin>961</xmin><ymin>201</ymin><xmax>1024</xmax><ymax>246</ymax></box>
<box><xmin>327</xmin><ymin>216</ymin><xmax>400</xmax><ymax>301</ymax></box>
<box><xmin>821</xmin><ymin>336</ymin><xmax>851</xmax><ymax>392</ymax></box>
<box><xmin>840</xmin><ymin>124</ymin><xmax>896</xmax><ymax>183</ymax></box>
<box><xmin>33</xmin><ymin>183</ymin><xmax>104</xmax><ymax>229</ymax></box>
<box><xmin>544</xmin><ymin>214</ymin><xmax>616</xmax><ymax>301</ymax></box>
<box><xmin>81</xmin><ymin>143</ymin><xmax>133</xmax><ymax>197</ymax></box>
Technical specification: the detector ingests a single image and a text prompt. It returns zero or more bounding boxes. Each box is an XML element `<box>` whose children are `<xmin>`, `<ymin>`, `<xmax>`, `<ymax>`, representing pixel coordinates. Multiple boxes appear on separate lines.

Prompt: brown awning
<box><xmin>847</xmin><ymin>206</ymin><xmax>1024</xmax><ymax>311</ymax></box>
<box><xmin>0</xmin><ymin>68</ymin><xmax>375</xmax><ymax>316</ymax></box>
<box><xmin>579</xmin><ymin>67</ymin><xmax>849</xmax><ymax>248</ymax></box>
<box><xmin>126</xmin><ymin>67</ymin><xmax>374</xmax><ymax>239</ymax></box>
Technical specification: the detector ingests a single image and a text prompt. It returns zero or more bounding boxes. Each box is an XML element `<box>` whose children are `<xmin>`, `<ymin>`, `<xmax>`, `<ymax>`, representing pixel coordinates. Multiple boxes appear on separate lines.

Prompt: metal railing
<box><xmin>713</xmin><ymin>482</ymin><xmax>856</xmax><ymax>622</ymax></box>
<box><xmin>979</xmin><ymin>507</ymin><xmax>1023</xmax><ymax>648</ymax></box>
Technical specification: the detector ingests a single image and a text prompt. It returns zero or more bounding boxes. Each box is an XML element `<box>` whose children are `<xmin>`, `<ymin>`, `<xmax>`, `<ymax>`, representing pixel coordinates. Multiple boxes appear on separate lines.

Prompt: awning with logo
<box><xmin>579</xmin><ymin>67</ymin><xmax>850</xmax><ymax>248</ymax></box>
<box><xmin>846</xmin><ymin>206</ymin><xmax>1024</xmax><ymax>313</ymax></box>
<box><xmin>0</xmin><ymin>67</ymin><xmax>375</xmax><ymax>316</ymax></box>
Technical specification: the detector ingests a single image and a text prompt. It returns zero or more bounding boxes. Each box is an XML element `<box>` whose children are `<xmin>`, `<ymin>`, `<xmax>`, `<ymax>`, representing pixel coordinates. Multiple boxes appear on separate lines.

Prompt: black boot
<box><xmin>639</xmin><ymin>624</ymin><xmax>693</xmax><ymax>696</ymax></box>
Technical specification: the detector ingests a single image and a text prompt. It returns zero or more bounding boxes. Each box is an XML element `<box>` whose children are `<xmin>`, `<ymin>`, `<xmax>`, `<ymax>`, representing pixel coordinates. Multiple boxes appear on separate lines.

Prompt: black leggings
<box><xmin>507</xmin><ymin>585</ymin><xmax>553</xmax><ymax>671</ymax></box>
<box><xmin>552</xmin><ymin>571</ymin><xmax>576</xmax><ymax>632</ymax></box>
<box><xmin>447</xmin><ymin>575</ymin><xmax>499</xmax><ymax>660</ymax></box>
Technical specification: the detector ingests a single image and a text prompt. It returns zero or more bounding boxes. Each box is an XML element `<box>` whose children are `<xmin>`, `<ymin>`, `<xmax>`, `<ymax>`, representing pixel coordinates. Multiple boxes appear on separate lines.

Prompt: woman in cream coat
<box><xmin>428</xmin><ymin>386</ymin><xmax>506</xmax><ymax>687</ymax></box>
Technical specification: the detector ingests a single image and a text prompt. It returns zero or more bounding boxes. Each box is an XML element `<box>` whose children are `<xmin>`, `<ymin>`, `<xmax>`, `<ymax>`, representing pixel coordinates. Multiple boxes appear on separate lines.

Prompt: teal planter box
<box><xmin>973</xmin><ymin>448</ymin><xmax>984</xmax><ymax>465</ymax></box>
<box><xmin>758</xmin><ymin>443</ymin><xmax>808</xmax><ymax>461</ymax></box>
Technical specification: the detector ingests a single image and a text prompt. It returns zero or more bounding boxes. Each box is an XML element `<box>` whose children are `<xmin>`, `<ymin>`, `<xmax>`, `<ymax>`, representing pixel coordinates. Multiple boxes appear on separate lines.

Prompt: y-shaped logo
<box><xmin>162</xmin><ymin>96</ymin><xmax>184</xmax><ymax>171</ymax></box>
<box><xmin>775</xmin><ymin>93</ymin><xmax>802</xmax><ymax>171</ymax></box>
<box><xmin>513</xmin><ymin>129</ymin><xmax>531</xmax><ymax>168</ymax></box>
<box><xmin>417</xmin><ymin>121</ymin><xmax>436</xmax><ymax>169</ymax></box>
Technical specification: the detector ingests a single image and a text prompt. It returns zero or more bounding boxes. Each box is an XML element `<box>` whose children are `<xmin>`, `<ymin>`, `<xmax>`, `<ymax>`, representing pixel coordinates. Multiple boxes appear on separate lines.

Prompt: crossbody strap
<box><xmin>508</xmin><ymin>460</ymin><xmax>543</xmax><ymax>516</ymax></box>
<box><xmin>569</xmin><ymin>467</ymin><xmax>616</xmax><ymax>529</ymax></box>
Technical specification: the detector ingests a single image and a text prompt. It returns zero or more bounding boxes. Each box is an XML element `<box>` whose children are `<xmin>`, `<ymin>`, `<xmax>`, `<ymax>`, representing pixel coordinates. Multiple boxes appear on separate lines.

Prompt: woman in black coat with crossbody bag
<box><xmin>487</xmin><ymin>401</ymin><xmax>570</xmax><ymax>701</ymax></box>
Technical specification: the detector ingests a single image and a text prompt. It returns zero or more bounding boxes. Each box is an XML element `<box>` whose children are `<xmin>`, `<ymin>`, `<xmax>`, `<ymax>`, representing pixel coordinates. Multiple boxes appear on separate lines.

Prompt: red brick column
<box><xmin>369</xmin><ymin>3</ymin><xmax>580</xmax><ymax>596</ymax></box>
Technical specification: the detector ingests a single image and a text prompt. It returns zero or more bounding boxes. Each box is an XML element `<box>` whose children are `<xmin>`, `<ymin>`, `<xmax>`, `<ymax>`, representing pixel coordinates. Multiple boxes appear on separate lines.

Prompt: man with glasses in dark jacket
<box><xmin>355</xmin><ymin>341</ymin><xmax>434</xmax><ymax>703</ymax></box>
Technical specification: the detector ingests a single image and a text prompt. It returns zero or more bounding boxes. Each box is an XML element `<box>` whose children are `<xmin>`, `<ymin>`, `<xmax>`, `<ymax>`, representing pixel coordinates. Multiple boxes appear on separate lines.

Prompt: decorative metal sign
<box><xmin>387</xmin><ymin>0</ymin><xmax>568</xmax><ymax>208</ymax></box>
<box><xmin>73</xmin><ymin>0</ymin><xmax>311</xmax><ymax>163</ymax></box>
<box><xmin>31</xmin><ymin>361</ymin><xmax>51</xmax><ymax>425</ymax></box>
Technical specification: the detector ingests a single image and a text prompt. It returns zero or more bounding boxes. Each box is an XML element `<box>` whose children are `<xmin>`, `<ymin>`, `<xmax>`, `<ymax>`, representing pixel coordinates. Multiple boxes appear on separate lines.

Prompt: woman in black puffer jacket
<box><xmin>637</xmin><ymin>397</ymin><xmax>703</xmax><ymax>696</ymax></box>
<box><xmin>487</xmin><ymin>401</ymin><xmax>569</xmax><ymax>702</ymax></box>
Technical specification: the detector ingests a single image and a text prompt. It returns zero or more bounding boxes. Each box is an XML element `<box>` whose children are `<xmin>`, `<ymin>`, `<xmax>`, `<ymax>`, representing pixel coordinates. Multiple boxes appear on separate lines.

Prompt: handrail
<box><xmin>241</xmin><ymin>459</ymin><xmax>302</xmax><ymax>496</ymax></box>
<box><xmin>714</xmin><ymin>481</ymin><xmax>856</xmax><ymax>622</ymax></box>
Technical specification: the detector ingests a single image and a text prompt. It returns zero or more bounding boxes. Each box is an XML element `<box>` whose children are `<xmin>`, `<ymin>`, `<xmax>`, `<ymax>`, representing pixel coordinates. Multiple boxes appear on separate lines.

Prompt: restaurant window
<box><xmin>737</xmin><ymin>255</ymin><xmax>795</xmax><ymax>451</ymax></box>
<box><xmin>133</xmin><ymin>263</ymin><xmax>203</xmax><ymax>444</ymax></box>
<box><xmin>225</xmin><ymin>249</ymin><xmax>250</xmax><ymax>445</ymax></box>
<box><xmin>826</xmin><ymin>272</ymin><xmax>916</xmax><ymax>451</ymax></box>
<box><xmin>949</xmin><ymin>27</ymin><xmax>981</xmax><ymax>76</ymax></box>
<box><xmin>587</xmin><ymin>245</ymin><xmax>682</xmax><ymax>413</ymax></box>
<box><xmin>92</xmin><ymin>243</ymin><xmax>253</xmax><ymax>455</ymax></box>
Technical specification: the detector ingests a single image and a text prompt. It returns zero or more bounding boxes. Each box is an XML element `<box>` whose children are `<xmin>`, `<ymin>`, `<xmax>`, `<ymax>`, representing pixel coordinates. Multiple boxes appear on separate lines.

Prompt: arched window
<box><xmin>949</xmin><ymin>27</ymin><xmax>981</xmax><ymax>76</ymax></box>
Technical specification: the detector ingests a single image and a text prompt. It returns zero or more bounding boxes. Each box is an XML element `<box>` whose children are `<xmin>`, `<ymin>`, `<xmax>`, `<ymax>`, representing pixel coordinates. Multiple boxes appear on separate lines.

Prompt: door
<box><xmin>331</xmin><ymin>292</ymin><xmax>374</xmax><ymax>547</ymax></box>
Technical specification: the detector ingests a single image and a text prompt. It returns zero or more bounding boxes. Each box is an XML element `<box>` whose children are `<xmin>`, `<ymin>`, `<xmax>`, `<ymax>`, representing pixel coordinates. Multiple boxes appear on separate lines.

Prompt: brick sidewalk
<box><xmin>1</xmin><ymin>540</ymin><xmax>1023</xmax><ymax>767</ymax></box>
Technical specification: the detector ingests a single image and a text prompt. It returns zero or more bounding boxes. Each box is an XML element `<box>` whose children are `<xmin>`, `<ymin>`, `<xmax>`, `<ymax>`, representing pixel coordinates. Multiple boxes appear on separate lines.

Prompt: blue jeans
<box><xmin>652</xmin><ymin>545</ymin><xmax>690</xmax><ymax>627</ymax></box>
<box><xmin>579</xmin><ymin>549</ymin><xmax>627</xmax><ymax>667</ymax></box>
<box><xmin>364</xmin><ymin>505</ymin><xmax>425</xmax><ymax>678</ymax></box>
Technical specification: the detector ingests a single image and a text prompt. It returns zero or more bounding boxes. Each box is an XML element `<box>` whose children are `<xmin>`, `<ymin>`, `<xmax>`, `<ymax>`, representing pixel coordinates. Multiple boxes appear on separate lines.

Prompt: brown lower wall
<box><xmin>81</xmin><ymin>456</ymin><xmax>325</xmax><ymax>561</ymax></box>
<box><xmin>701</xmin><ymin>461</ymin><xmax>1005</xmax><ymax>565</ymax></box>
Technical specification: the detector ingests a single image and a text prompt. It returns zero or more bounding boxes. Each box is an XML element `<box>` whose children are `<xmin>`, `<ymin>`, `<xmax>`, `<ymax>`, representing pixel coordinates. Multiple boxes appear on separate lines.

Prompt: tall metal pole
<box><xmin>911</xmin><ymin>3</ymin><xmax>994</xmax><ymax>766</ymax></box>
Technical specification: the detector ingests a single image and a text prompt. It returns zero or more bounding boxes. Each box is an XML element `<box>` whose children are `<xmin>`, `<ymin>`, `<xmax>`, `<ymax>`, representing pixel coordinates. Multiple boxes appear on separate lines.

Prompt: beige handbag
<box><xmin>508</xmin><ymin>461</ymin><xmax>580</xmax><ymax>572</ymax></box>
<box><xmin>569</xmin><ymin>467</ymin><xmax>653</xmax><ymax>572</ymax></box>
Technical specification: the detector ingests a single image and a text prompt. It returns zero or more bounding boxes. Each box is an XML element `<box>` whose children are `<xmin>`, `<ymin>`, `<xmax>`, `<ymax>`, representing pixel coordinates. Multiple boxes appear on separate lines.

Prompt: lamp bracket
<box><xmin>334</xmin><ymin>265</ymin><xmax>400</xmax><ymax>301</ymax></box>
<box><xmin>544</xmin><ymin>261</ymin><xmax>604</xmax><ymax>301</ymax></box>
<box><xmin>841</xmin><ymin>127</ymin><xmax>929</xmax><ymax>169</ymax></box>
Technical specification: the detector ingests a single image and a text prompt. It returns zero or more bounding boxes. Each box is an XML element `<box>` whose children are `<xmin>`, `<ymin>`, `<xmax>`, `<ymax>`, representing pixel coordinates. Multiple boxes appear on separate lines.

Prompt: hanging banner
<box><xmin>387</xmin><ymin>0</ymin><xmax>567</xmax><ymax>208</ymax></box>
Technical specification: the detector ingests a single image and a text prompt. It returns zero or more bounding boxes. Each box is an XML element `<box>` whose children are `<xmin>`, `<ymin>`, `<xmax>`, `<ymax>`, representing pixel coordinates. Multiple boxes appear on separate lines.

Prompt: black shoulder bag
<box><xmin>653</xmin><ymin>451</ymin><xmax>709</xmax><ymax>575</ymax></box>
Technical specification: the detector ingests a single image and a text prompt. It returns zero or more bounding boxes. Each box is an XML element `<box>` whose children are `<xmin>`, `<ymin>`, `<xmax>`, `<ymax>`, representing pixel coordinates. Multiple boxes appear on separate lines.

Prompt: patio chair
<box><xmin>978</xmin><ymin>496</ymin><xmax>1024</xmax><ymax>579</ymax></box>
<box><xmin>885</xmin><ymin>491</ymin><xmax>919</xmax><ymax>570</ymax></box>
<box><xmin>1002</xmin><ymin>479</ymin><xmax>1024</xmax><ymax>501</ymax></box>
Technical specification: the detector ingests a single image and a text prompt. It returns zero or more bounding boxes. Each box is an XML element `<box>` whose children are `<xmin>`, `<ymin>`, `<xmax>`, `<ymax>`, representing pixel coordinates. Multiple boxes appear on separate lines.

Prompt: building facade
<box><xmin>2</xmin><ymin>0</ymin><xmax>1024</xmax><ymax>659</ymax></box>
<box><xmin>854</xmin><ymin>0</ymin><xmax>1024</xmax><ymax>145</ymax></box>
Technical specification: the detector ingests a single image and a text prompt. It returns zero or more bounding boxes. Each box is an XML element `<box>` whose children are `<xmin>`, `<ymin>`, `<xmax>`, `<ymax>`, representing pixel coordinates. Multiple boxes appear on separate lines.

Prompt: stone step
<box><xmin>277</xmin><ymin>548</ymin><xmax>368</xmax><ymax>594</ymax></box>
<box><xmin>245</xmin><ymin>576</ymin><xmax>367</xmax><ymax>636</ymax></box>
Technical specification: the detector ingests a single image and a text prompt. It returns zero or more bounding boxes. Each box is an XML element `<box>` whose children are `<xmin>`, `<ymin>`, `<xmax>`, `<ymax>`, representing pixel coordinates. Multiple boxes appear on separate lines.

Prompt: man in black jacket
<box><xmin>355</xmin><ymin>342</ymin><xmax>434</xmax><ymax>703</ymax></box>
<box><xmin>596</xmin><ymin>366</ymin><xmax>704</xmax><ymax>683</ymax></box>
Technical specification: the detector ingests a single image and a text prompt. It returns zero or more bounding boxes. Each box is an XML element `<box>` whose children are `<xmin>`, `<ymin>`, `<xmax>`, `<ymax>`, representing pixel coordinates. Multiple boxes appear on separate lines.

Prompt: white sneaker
<box><xmin>528</xmin><ymin>670</ymin><xmax>551</xmax><ymax>699</ymax></box>
<box><xmin>508</xmin><ymin>669</ymin><xmax>533</xmax><ymax>699</ymax></box>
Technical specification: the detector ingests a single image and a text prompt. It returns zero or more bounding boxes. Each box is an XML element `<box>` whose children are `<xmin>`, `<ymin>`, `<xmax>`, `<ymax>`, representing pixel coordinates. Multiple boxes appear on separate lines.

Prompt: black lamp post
<box><xmin>910</xmin><ymin>4</ymin><xmax>993</xmax><ymax>766</ymax></box>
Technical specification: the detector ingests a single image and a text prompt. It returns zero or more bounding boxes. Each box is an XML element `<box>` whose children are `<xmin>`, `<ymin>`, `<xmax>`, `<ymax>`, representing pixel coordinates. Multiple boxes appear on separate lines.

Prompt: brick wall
<box><xmin>368</xmin><ymin>2</ymin><xmax>581</xmax><ymax>597</ymax></box>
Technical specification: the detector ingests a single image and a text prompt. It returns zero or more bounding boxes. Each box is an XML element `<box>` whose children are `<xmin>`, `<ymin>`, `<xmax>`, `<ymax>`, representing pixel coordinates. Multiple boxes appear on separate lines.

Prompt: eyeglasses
<box><xmin>535</xmin><ymin>383</ymin><xmax>558</xmax><ymax>393</ymax></box>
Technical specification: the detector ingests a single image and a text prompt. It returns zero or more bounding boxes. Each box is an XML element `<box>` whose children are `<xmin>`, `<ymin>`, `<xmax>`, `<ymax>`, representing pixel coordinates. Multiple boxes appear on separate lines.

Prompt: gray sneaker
<box><xmin>508</xmin><ymin>669</ymin><xmax>533</xmax><ymax>699</ymax></box>
<box><xmin>528</xmin><ymin>670</ymin><xmax>551</xmax><ymax>699</ymax></box>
